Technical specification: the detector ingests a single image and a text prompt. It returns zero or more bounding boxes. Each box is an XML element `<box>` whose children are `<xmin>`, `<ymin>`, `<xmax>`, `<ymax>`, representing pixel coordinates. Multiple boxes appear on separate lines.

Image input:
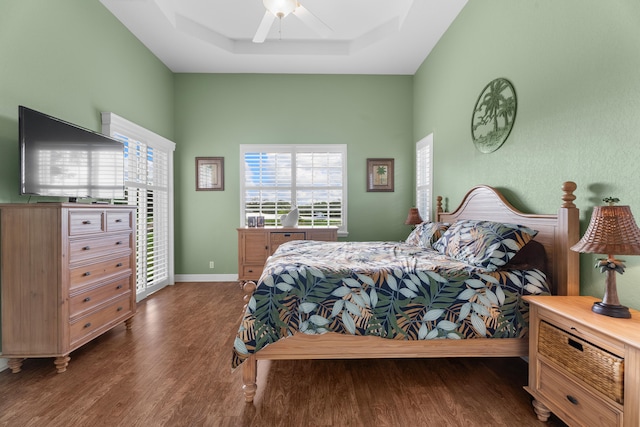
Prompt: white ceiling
<box><xmin>99</xmin><ymin>0</ymin><xmax>468</xmax><ymax>75</ymax></box>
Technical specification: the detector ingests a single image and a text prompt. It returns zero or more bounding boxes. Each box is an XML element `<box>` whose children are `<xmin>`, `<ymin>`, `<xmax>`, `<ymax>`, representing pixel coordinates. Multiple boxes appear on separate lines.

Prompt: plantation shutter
<box><xmin>102</xmin><ymin>113</ymin><xmax>175</xmax><ymax>300</ymax></box>
<box><xmin>416</xmin><ymin>134</ymin><xmax>433</xmax><ymax>221</ymax></box>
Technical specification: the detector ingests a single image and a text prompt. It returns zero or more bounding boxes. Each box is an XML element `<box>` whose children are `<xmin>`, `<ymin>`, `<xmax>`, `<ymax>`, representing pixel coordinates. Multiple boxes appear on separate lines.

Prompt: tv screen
<box><xmin>19</xmin><ymin>106</ymin><xmax>125</xmax><ymax>200</ymax></box>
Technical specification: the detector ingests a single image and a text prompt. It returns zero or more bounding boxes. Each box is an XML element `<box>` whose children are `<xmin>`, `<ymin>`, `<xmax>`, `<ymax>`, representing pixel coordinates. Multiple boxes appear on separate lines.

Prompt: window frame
<box><xmin>416</xmin><ymin>134</ymin><xmax>433</xmax><ymax>221</ymax></box>
<box><xmin>240</xmin><ymin>144</ymin><xmax>348</xmax><ymax>236</ymax></box>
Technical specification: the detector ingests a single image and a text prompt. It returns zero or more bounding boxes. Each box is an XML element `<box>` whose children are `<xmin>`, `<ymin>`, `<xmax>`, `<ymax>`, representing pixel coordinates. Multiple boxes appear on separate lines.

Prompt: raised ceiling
<box><xmin>99</xmin><ymin>0</ymin><xmax>468</xmax><ymax>75</ymax></box>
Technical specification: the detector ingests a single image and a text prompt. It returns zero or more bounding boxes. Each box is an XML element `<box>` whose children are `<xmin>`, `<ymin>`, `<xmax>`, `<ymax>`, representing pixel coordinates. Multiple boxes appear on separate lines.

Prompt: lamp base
<box><xmin>592</xmin><ymin>302</ymin><xmax>631</xmax><ymax>319</ymax></box>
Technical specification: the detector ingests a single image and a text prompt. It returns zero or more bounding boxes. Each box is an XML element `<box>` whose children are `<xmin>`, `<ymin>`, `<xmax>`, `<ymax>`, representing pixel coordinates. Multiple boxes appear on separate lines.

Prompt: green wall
<box><xmin>174</xmin><ymin>74</ymin><xmax>414</xmax><ymax>275</ymax></box>
<box><xmin>0</xmin><ymin>1</ymin><xmax>174</xmax><ymax>351</ymax></box>
<box><xmin>414</xmin><ymin>0</ymin><xmax>640</xmax><ymax>310</ymax></box>
<box><xmin>0</xmin><ymin>0</ymin><xmax>175</xmax><ymax>203</ymax></box>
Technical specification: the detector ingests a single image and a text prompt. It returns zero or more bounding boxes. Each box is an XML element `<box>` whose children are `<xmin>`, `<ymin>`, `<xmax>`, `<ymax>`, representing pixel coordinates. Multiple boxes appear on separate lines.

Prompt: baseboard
<box><xmin>174</xmin><ymin>273</ymin><xmax>238</xmax><ymax>283</ymax></box>
<box><xmin>0</xmin><ymin>357</ymin><xmax>7</xmax><ymax>372</ymax></box>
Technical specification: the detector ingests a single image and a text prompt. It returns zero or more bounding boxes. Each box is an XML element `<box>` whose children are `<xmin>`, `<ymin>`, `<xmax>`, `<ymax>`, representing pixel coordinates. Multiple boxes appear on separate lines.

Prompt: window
<box><xmin>240</xmin><ymin>145</ymin><xmax>347</xmax><ymax>235</ymax></box>
<box><xmin>416</xmin><ymin>134</ymin><xmax>433</xmax><ymax>221</ymax></box>
<box><xmin>102</xmin><ymin>113</ymin><xmax>176</xmax><ymax>300</ymax></box>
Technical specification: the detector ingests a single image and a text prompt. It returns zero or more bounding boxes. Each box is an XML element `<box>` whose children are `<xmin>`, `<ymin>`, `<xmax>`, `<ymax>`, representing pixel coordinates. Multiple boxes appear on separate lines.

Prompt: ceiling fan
<box><xmin>253</xmin><ymin>0</ymin><xmax>333</xmax><ymax>43</ymax></box>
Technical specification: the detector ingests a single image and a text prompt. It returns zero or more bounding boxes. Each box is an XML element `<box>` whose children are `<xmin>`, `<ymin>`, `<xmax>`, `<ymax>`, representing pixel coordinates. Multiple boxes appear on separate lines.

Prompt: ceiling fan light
<box><xmin>263</xmin><ymin>0</ymin><xmax>297</xmax><ymax>18</ymax></box>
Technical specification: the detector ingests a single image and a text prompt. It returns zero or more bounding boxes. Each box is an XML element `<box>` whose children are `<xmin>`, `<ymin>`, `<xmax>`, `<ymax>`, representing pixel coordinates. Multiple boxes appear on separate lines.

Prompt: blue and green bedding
<box><xmin>232</xmin><ymin>233</ymin><xmax>549</xmax><ymax>369</ymax></box>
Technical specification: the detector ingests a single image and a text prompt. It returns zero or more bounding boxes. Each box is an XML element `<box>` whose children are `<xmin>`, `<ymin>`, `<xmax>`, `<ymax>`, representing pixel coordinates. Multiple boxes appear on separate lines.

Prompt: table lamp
<box><xmin>405</xmin><ymin>207</ymin><xmax>423</xmax><ymax>226</ymax></box>
<box><xmin>570</xmin><ymin>197</ymin><xmax>640</xmax><ymax>318</ymax></box>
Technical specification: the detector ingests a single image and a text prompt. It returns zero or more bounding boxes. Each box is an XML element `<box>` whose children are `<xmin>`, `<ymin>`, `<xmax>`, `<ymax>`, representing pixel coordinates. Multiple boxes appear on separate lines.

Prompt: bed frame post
<box><xmin>558</xmin><ymin>181</ymin><xmax>580</xmax><ymax>296</ymax></box>
<box><xmin>241</xmin><ymin>281</ymin><xmax>258</xmax><ymax>402</ymax></box>
<box><xmin>242</xmin><ymin>356</ymin><xmax>257</xmax><ymax>403</ymax></box>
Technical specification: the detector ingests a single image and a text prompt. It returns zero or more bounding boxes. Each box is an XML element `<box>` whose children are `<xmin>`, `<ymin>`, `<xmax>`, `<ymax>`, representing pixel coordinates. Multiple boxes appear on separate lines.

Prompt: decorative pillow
<box><xmin>432</xmin><ymin>220</ymin><xmax>538</xmax><ymax>271</ymax></box>
<box><xmin>405</xmin><ymin>221</ymin><xmax>450</xmax><ymax>249</ymax></box>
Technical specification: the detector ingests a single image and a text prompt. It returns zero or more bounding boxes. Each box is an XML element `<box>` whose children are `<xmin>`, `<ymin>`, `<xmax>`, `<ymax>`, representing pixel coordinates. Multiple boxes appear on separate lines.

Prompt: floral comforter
<box><xmin>232</xmin><ymin>240</ymin><xmax>550</xmax><ymax>368</ymax></box>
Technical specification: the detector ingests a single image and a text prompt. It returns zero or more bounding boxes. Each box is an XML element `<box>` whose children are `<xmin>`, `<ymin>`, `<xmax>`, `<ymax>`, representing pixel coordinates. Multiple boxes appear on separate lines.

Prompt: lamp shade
<box><xmin>405</xmin><ymin>207</ymin><xmax>423</xmax><ymax>225</ymax></box>
<box><xmin>571</xmin><ymin>205</ymin><xmax>640</xmax><ymax>255</ymax></box>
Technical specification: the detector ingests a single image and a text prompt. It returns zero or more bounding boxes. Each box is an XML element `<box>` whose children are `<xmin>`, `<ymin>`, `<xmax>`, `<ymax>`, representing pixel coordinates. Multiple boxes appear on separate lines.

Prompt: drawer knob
<box><xmin>116</xmin><ymin>263</ymin><xmax>123</xmax><ymax>267</ymax></box>
<box><xmin>116</xmin><ymin>284</ymin><xmax>123</xmax><ymax>289</ymax></box>
<box><xmin>82</xmin><ymin>246</ymin><xmax>91</xmax><ymax>251</ymax></box>
<box><xmin>116</xmin><ymin>241</ymin><xmax>123</xmax><ymax>245</ymax></box>
<box><xmin>82</xmin><ymin>220</ymin><xmax>91</xmax><ymax>225</ymax></box>
<box><xmin>84</xmin><ymin>322</ymin><xmax>92</xmax><ymax>329</ymax></box>
<box><xmin>115</xmin><ymin>219</ymin><xmax>123</xmax><ymax>223</ymax></box>
<box><xmin>566</xmin><ymin>395</ymin><xmax>579</xmax><ymax>405</ymax></box>
<box><xmin>117</xmin><ymin>306</ymin><xmax>123</xmax><ymax>311</ymax></box>
<box><xmin>83</xmin><ymin>297</ymin><xmax>91</xmax><ymax>302</ymax></box>
<box><xmin>83</xmin><ymin>272</ymin><xmax>91</xmax><ymax>277</ymax></box>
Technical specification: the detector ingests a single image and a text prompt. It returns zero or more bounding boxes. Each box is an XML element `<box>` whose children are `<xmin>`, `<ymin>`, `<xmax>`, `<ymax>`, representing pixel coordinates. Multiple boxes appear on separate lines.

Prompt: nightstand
<box><xmin>523</xmin><ymin>296</ymin><xmax>640</xmax><ymax>426</ymax></box>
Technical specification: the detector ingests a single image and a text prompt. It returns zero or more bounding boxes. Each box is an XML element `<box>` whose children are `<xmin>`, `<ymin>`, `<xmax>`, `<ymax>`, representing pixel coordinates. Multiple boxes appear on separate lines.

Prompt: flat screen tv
<box><xmin>19</xmin><ymin>106</ymin><xmax>125</xmax><ymax>201</ymax></box>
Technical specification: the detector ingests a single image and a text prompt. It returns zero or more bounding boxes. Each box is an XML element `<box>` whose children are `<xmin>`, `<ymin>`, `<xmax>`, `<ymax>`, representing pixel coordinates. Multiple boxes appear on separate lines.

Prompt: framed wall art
<box><xmin>196</xmin><ymin>157</ymin><xmax>224</xmax><ymax>191</ymax></box>
<box><xmin>366</xmin><ymin>158</ymin><xmax>394</xmax><ymax>192</ymax></box>
<box><xmin>471</xmin><ymin>77</ymin><xmax>517</xmax><ymax>154</ymax></box>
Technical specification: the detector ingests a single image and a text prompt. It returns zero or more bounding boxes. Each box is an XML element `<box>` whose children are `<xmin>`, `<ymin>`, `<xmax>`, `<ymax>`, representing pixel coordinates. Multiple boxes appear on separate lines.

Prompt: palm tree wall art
<box><xmin>471</xmin><ymin>78</ymin><xmax>517</xmax><ymax>153</ymax></box>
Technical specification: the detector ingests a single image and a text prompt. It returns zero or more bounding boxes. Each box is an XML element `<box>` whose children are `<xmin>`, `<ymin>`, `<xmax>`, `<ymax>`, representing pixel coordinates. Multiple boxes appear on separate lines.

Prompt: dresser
<box><xmin>237</xmin><ymin>226</ymin><xmax>338</xmax><ymax>281</ymax></box>
<box><xmin>1</xmin><ymin>203</ymin><xmax>137</xmax><ymax>373</ymax></box>
<box><xmin>523</xmin><ymin>296</ymin><xmax>640</xmax><ymax>426</ymax></box>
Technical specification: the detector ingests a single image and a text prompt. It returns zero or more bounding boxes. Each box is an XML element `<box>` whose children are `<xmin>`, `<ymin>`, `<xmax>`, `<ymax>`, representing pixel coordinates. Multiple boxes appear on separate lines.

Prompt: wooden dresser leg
<box><xmin>54</xmin><ymin>355</ymin><xmax>71</xmax><ymax>373</ymax></box>
<box><xmin>531</xmin><ymin>399</ymin><xmax>551</xmax><ymax>422</ymax></box>
<box><xmin>124</xmin><ymin>316</ymin><xmax>134</xmax><ymax>330</ymax></box>
<box><xmin>242</xmin><ymin>356</ymin><xmax>258</xmax><ymax>403</ymax></box>
<box><xmin>7</xmin><ymin>358</ymin><xmax>24</xmax><ymax>373</ymax></box>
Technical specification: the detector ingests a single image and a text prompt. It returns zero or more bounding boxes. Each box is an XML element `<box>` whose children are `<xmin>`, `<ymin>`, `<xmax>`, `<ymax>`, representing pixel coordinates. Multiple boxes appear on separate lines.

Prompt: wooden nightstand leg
<box><xmin>54</xmin><ymin>355</ymin><xmax>71</xmax><ymax>373</ymax></box>
<box><xmin>7</xmin><ymin>358</ymin><xmax>25</xmax><ymax>373</ymax></box>
<box><xmin>531</xmin><ymin>399</ymin><xmax>551</xmax><ymax>422</ymax></box>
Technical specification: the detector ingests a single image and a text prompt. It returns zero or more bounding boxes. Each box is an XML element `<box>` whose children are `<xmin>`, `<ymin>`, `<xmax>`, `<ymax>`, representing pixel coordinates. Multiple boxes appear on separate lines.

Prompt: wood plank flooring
<box><xmin>0</xmin><ymin>282</ymin><xmax>566</xmax><ymax>427</ymax></box>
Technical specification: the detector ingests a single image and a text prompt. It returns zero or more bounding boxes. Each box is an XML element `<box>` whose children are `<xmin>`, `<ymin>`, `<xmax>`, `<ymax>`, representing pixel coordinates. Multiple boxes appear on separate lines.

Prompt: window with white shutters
<box><xmin>240</xmin><ymin>145</ymin><xmax>347</xmax><ymax>235</ymax></box>
<box><xmin>416</xmin><ymin>134</ymin><xmax>433</xmax><ymax>221</ymax></box>
<box><xmin>102</xmin><ymin>113</ymin><xmax>175</xmax><ymax>300</ymax></box>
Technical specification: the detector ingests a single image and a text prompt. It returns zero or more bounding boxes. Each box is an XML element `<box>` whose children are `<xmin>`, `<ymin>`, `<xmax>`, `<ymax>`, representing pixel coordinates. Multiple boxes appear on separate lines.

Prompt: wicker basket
<box><xmin>538</xmin><ymin>320</ymin><xmax>624</xmax><ymax>404</ymax></box>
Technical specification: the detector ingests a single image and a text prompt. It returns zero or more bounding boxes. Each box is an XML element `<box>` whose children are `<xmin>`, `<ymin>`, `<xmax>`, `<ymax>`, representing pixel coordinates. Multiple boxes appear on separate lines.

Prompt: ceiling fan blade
<box><xmin>253</xmin><ymin>11</ymin><xmax>276</xmax><ymax>43</ymax></box>
<box><xmin>293</xmin><ymin>4</ymin><xmax>332</xmax><ymax>38</ymax></box>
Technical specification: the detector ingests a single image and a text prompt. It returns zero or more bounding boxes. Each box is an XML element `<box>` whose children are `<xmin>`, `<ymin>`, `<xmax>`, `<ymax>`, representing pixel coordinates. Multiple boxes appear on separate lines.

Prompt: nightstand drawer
<box><xmin>538</xmin><ymin>360</ymin><xmax>622</xmax><ymax>426</ymax></box>
<box><xmin>539</xmin><ymin>321</ymin><xmax>624</xmax><ymax>404</ymax></box>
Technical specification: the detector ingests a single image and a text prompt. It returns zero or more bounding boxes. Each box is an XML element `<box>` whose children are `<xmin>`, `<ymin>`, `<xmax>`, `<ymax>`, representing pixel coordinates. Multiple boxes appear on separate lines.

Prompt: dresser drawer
<box><xmin>537</xmin><ymin>360</ymin><xmax>622</xmax><ymax>426</ymax></box>
<box><xmin>69</xmin><ymin>210</ymin><xmax>104</xmax><ymax>235</ymax></box>
<box><xmin>69</xmin><ymin>233</ymin><xmax>131</xmax><ymax>263</ymax></box>
<box><xmin>539</xmin><ymin>321</ymin><xmax>624</xmax><ymax>403</ymax></box>
<box><xmin>106</xmin><ymin>210</ymin><xmax>133</xmax><ymax>232</ymax></box>
<box><xmin>69</xmin><ymin>277</ymin><xmax>132</xmax><ymax>319</ymax></box>
<box><xmin>270</xmin><ymin>232</ymin><xmax>305</xmax><ymax>252</ymax></box>
<box><xmin>69</xmin><ymin>255</ymin><xmax>131</xmax><ymax>291</ymax></box>
<box><xmin>70</xmin><ymin>296</ymin><xmax>133</xmax><ymax>346</ymax></box>
<box><xmin>242</xmin><ymin>265</ymin><xmax>263</xmax><ymax>280</ymax></box>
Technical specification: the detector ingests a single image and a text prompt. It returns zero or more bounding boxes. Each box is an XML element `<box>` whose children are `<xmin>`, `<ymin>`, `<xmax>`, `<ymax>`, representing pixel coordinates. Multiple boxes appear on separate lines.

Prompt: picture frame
<box><xmin>196</xmin><ymin>157</ymin><xmax>224</xmax><ymax>191</ymax></box>
<box><xmin>366</xmin><ymin>158</ymin><xmax>394</xmax><ymax>192</ymax></box>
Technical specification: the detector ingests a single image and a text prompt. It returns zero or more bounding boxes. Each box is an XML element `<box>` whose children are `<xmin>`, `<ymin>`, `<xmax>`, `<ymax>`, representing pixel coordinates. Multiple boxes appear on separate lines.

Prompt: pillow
<box><xmin>405</xmin><ymin>221</ymin><xmax>450</xmax><ymax>249</ymax></box>
<box><xmin>503</xmin><ymin>239</ymin><xmax>547</xmax><ymax>272</ymax></box>
<box><xmin>432</xmin><ymin>219</ymin><xmax>538</xmax><ymax>271</ymax></box>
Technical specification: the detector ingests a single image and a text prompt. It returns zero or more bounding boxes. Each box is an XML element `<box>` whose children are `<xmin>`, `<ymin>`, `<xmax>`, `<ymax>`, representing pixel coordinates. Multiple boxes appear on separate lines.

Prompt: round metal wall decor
<box><xmin>471</xmin><ymin>77</ymin><xmax>517</xmax><ymax>153</ymax></box>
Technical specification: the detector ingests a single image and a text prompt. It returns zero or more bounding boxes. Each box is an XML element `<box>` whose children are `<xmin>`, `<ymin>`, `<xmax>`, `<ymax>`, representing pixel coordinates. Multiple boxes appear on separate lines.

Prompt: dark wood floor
<box><xmin>0</xmin><ymin>282</ymin><xmax>566</xmax><ymax>427</ymax></box>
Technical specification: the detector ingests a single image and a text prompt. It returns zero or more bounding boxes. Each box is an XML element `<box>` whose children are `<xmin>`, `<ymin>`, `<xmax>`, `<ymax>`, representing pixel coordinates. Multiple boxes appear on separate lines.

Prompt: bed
<box><xmin>233</xmin><ymin>182</ymin><xmax>580</xmax><ymax>403</ymax></box>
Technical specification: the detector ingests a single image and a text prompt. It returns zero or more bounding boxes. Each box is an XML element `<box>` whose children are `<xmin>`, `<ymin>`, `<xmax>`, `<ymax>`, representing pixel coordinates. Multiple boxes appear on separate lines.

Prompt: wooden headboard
<box><xmin>436</xmin><ymin>181</ymin><xmax>580</xmax><ymax>296</ymax></box>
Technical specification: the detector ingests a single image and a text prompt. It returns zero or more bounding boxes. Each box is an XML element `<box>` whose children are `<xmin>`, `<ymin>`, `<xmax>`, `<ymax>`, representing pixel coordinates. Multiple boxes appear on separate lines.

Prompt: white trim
<box><xmin>175</xmin><ymin>274</ymin><xmax>239</xmax><ymax>282</ymax></box>
<box><xmin>0</xmin><ymin>357</ymin><xmax>7</xmax><ymax>372</ymax></box>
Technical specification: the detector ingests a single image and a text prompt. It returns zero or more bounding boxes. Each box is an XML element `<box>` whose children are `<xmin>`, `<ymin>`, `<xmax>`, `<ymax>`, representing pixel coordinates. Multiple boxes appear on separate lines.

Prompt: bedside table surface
<box><xmin>523</xmin><ymin>295</ymin><xmax>640</xmax><ymax>349</ymax></box>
